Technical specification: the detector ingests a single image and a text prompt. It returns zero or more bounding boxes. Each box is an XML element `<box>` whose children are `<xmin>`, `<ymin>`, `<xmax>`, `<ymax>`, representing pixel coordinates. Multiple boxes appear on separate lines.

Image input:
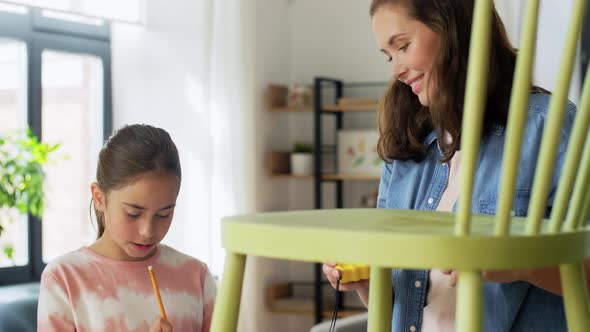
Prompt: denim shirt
<box><xmin>377</xmin><ymin>93</ymin><xmax>576</xmax><ymax>332</ymax></box>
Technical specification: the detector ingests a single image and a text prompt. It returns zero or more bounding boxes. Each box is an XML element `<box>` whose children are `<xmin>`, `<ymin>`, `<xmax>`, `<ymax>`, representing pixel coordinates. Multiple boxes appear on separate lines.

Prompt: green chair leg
<box><xmin>367</xmin><ymin>266</ymin><xmax>392</xmax><ymax>332</ymax></box>
<box><xmin>456</xmin><ymin>270</ymin><xmax>483</xmax><ymax>332</ymax></box>
<box><xmin>211</xmin><ymin>252</ymin><xmax>247</xmax><ymax>332</ymax></box>
<box><xmin>560</xmin><ymin>262</ymin><xmax>590</xmax><ymax>332</ymax></box>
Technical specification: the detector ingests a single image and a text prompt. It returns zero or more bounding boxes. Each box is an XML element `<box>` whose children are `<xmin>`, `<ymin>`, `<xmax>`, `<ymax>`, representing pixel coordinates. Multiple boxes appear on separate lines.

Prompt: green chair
<box><xmin>211</xmin><ymin>0</ymin><xmax>590</xmax><ymax>331</ymax></box>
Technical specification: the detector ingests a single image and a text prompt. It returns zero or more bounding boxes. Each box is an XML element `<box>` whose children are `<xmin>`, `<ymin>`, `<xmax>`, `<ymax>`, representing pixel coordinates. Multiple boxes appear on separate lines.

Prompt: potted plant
<box><xmin>291</xmin><ymin>141</ymin><xmax>314</xmax><ymax>175</ymax></box>
<box><xmin>0</xmin><ymin>129</ymin><xmax>59</xmax><ymax>262</ymax></box>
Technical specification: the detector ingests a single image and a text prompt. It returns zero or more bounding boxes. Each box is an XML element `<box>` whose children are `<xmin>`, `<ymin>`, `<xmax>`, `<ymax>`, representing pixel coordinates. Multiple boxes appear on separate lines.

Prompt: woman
<box><xmin>323</xmin><ymin>0</ymin><xmax>578</xmax><ymax>331</ymax></box>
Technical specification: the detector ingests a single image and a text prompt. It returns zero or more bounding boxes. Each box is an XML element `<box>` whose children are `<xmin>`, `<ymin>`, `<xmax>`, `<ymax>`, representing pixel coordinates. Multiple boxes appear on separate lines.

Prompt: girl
<box><xmin>37</xmin><ymin>124</ymin><xmax>216</xmax><ymax>332</ymax></box>
<box><xmin>324</xmin><ymin>0</ymin><xmax>579</xmax><ymax>331</ymax></box>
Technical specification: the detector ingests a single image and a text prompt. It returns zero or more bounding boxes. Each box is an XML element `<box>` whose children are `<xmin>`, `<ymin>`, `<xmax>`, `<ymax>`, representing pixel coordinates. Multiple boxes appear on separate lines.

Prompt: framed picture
<box><xmin>337</xmin><ymin>130</ymin><xmax>383</xmax><ymax>175</ymax></box>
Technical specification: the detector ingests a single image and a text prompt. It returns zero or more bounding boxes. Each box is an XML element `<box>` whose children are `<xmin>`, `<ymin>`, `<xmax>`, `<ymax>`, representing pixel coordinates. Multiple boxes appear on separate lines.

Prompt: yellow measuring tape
<box><xmin>334</xmin><ymin>264</ymin><xmax>370</xmax><ymax>283</ymax></box>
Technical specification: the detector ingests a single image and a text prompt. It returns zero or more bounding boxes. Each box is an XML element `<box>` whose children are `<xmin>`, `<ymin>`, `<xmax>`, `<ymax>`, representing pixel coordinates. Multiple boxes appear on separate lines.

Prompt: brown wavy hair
<box><xmin>91</xmin><ymin>124</ymin><xmax>181</xmax><ymax>238</ymax></box>
<box><xmin>370</xmin><ymin>0</ymin><xmax>517</xmax><ymax>162</ymax></box>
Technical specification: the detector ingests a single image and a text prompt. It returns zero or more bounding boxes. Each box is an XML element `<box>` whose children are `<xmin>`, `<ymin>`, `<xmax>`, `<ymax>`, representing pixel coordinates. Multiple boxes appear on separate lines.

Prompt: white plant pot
<box><xmin>290</xmin><ymin>153</ymin><xmax>313</xmax><ymax>175</ymax></box>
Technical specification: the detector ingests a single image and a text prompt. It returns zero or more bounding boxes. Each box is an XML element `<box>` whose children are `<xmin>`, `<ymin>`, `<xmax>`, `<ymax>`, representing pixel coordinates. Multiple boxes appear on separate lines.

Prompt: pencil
<box><xmin>148</xmin><ymin>265</ymin><xmax>167</xmax><ymax>320</ymax></box>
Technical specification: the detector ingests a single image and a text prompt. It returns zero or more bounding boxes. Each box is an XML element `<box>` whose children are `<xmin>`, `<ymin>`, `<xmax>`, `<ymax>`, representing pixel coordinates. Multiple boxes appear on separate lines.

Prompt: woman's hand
<box><xmin>323</xmin><ymin>262</ymin><xmax>371</xmax><ymax>307</ymax></box>
<box><xmin>322</xmin><ymin>263</ymin><xmax>370</xmax><ymax>291</ymax></box>
<box><xmin>441</xmin><ymin>269</ymin><xmax>459</xmax><ymax>287</ymax></box>
<box><xmin>149</xmin><ymin>317</ymin><xmax>173</xmax><ymax>332</ymax></box>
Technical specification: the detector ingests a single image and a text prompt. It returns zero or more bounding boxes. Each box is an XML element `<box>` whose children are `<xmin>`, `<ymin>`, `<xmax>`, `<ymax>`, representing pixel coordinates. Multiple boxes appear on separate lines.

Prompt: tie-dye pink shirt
<box><xmin>37</xmin><ymin>244</ymin><xmax>216</xmax><ymax>332</ymax></box>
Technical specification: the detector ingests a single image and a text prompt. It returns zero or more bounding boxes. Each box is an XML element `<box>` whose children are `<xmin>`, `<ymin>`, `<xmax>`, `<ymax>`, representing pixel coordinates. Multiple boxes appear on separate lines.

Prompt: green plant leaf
<box><xmin>3</xmin><ymin>245</ymin><xmax>14</xmax><ymax>260</ymax></box>
<box><xmin>0</xmin><ymin>129</ymin><xmax>60</xmax><ymax>235</ymax></box>
<box><xmin>292</xmin><ymin>141</ymin><xmax>313</xmax><ymax>153</ymax></box>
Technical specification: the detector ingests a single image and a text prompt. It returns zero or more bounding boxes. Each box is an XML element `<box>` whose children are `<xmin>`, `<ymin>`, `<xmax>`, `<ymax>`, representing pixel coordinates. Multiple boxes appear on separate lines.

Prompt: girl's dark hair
<box><xmin>370</xmin><ymin>0</ymin><xmax>517</xmax><ymax>162</ymax></box>
<box><xmin>92</xmin><ymin>124</ymin><xmax>181</xmax><ymax>238</ymax></box>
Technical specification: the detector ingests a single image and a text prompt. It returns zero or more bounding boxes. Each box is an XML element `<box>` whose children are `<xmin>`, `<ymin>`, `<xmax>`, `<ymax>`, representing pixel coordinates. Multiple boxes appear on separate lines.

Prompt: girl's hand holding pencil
<box><xmin>148</xmin><ymin>266</ymin><xmax>173</xmax><ymax>332</ymax></box>
<box><xmin>149</xmin><ymin>318</ymin><xmax>173</xmax><ymax>332</ymax></box>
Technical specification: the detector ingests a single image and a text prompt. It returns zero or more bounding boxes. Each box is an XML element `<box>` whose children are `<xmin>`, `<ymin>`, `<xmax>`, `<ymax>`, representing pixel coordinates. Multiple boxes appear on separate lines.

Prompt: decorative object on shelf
<box><xmin>265</xmin><ymin>84</ymin><xmax>313</xmax><ymax>112</ymax></box>
<box><xmin>267</xmin><ymin>151</ymin><xmax>291</xmax><ymax>175</ymax></box>
<box><xmin>291</xmin><ymin>141</ymin><xmax>314</xmax><ymax>176</ymax></box>
<box><xmin>265</xmin><ymin>84</ymin><xmax>288</xmax><ymax>109</ymax></box>
<box><xmin>337</xmin><ymin>130</ymin><xmax>382</xmax><ymax>175</ymax></box>
<box><xmin>287</xmin><ymin>84</ymin><xmax>313</xmax><ymax>108</ymax></box>
<box><xmin>0</xmin><ymin>129</ymin><xmax>60</xmax><ymax>262</ymax></box>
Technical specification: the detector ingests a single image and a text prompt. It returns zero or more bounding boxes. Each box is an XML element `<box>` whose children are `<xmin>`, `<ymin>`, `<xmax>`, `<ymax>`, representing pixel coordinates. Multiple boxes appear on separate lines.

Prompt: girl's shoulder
<box><xmin>39</xmin><ymin>248</ymin><xmax>99</xmax><ymax>294</ymax></box>
<box><xmin>155</xmin><ymin>245</ymin><xmax>216</xmax><ymax>292</ymax></box>
<box><xmin>42</xmin><ymin>248</ymin><xmax>93</xmax><ymax>277</ymax></box>
<box><xmin>157</xmin><ymin>244</ymin><xmax>211</xmax><ymax>273</ymax></box>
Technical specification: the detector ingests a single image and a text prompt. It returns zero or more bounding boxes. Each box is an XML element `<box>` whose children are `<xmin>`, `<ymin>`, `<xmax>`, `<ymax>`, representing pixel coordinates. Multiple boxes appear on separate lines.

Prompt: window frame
<box><xmin>0</xmin><ymin>7</ymin><xmax>112</xmax><ymax>285</ymax></box>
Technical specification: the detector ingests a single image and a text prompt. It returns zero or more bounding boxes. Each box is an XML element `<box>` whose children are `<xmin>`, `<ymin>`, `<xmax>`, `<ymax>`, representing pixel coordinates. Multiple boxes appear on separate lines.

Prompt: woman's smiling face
<box><xmin>372</xmin><ymin>3</ymin><xmax>442</xmax><ymax>106</ymax></box>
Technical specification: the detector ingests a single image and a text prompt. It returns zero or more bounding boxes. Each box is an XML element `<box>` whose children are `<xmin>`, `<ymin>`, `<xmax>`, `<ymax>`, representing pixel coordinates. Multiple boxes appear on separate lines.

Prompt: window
<box><xmin>0</xmin><ymin>7</ymin><xmax>111</xmax><ymax>284</ymax></box>
<box><xmin>41</xmin><ymin>51</ymin><xmax>104</xmax><ymax>262</ymax></box>
<box><xmin>0</xmin><ymin>38</ymin><xmax>28</xmax><ymax>269</ymax></box>
<box><xmin>3</xmin><ymin>0</ymin><xmax>144</xmax><ymax>23</ymax></box>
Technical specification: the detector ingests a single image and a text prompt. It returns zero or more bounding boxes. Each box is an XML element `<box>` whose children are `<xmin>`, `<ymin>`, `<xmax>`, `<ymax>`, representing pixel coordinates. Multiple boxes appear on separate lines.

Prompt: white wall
<box><xmin>534</xmin><ymin>0</ymin><xmax>581</xmax><ymax>103</ymax></box>
<box><xmin>288</xmin><ymin>0</ymin><xmax>387</xmax><ymax>83</ymax></box>
<box><xmin>496</xmin><ymin>0</ymin><xmax>582</xmax><ymax>103</ymax></box>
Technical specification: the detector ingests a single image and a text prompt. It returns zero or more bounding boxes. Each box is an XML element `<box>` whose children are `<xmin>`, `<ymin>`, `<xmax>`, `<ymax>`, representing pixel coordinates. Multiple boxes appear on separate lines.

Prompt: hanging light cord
<box><xmin>328</xmin><ymin>277</ymin><xmax>341</xmax><ymax>332</ymax></box>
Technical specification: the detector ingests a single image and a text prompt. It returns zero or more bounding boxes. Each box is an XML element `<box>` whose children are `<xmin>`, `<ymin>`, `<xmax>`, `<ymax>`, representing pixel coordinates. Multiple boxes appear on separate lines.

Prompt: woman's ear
<box><xmin>90</xmin><ymin>182</ymin><xmax>105</xmax><ymax>211</ymax></box>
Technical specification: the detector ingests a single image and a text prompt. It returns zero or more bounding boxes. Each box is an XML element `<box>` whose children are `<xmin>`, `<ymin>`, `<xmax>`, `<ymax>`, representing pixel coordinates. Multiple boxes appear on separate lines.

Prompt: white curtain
<box><xmin>204</xmin><ymin>0</ymin><xmax>257</xmax><ymax>276</ymax></box>
<box><xmin>111</xmin><ymin>0</ymin><xmax>256</xmax><ymax>278</ymax></box>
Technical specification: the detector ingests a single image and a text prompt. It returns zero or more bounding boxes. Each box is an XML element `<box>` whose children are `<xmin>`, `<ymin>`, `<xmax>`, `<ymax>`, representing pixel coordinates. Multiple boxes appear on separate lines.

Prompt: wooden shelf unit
<box><xmin>310</xmin><ymin>78</ymin><xmax>386</xmax><ymax>323</ymax></box>
<box><xmin>322</xmin><ymin>104</ymin><xmax>377</xmax><ymax>112</ymax></box>
<box><xmin>268</xmin><ymin>106</ymin><xmax>313</xmax><ymax>112</ymax></box>
<box><xmin>269</xmin><ymin>174</ymin><xmax>314</xmax><ymax>180</ymax></box>
<box><xmin>264</xmin><ymin>80</ymin><xmax>385</xmax><ymax>323</ymax></box>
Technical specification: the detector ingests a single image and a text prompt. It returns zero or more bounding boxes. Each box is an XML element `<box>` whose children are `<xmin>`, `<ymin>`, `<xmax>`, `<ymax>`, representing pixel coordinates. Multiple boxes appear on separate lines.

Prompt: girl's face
<box><xmin>372</xmin><ymin>4</ymin><xmax>441</xmax><ymax>106</ymax></box>
<box><xmin>92</xmin><ymin>172</ymin><xmax>179</xmax><ymax>261</ymax></box>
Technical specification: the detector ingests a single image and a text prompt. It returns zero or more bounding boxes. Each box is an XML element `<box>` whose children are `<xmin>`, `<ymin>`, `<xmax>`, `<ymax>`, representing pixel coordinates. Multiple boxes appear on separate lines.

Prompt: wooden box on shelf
<box><xmin>265</xmin><ymin>84</ymin><xmax>313</xmax><ymax>112</ymax></box>
<box><xmin>265</xmin><ymin>84</ymin><xmax>288</xmax><ymax>109</ymax></box>
<box><xmin>267</xmin><ymin>151</ymin><xmax>290</xmax><ymax>175</ymax></box>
